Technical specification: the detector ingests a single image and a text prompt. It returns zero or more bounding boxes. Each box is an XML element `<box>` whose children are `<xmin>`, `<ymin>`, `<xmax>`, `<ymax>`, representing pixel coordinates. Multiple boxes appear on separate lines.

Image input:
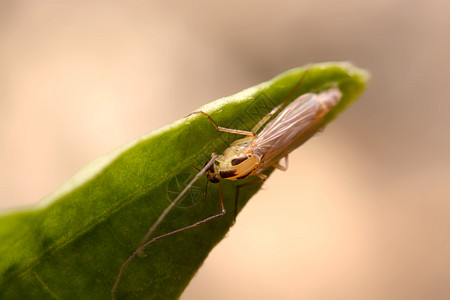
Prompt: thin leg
<box><xmin>189</xmin><ymin>164</ymin><xmax>200</xmax><ymax>172</ymax></box>
<box><xmin>272</xmin><ymin>155</ymin><xmax>289</xmax><ymax>172</ymax></box>
<box><xmin>251</xmin><ymin>102</ymin><xmax>285</xmax><ymax>133</ymax></box>
<box><xmin>233</xmin><ymin>174</ymin><xmax>267</xmax><ymax>224</ymax></box>
<box><xmin>112</xmin><ymin>176</ymin><xmax>226</xmax><ymax>299</ymax></box>
<box><xmin>139</xmin><ymin>154</ymin><xmax>218</xmax><ymax>246</ymax></box>
<box><xmin>251</xmin><ymin>70</ymin><xmax>309</xmax><ymax>133</ymax></box>
<box><xmin>187</xmin><ymin>111</ymin><xmax>256</xmax><ymax>137</ymax></box>
<box><xmin>202</xmin><ymin>178</ymin><xmax>209</xmax><ymax>202</ymax></box>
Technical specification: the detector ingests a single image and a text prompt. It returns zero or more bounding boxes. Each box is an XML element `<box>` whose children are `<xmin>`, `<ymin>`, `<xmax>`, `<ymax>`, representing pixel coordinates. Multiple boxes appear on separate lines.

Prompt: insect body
<box><xmin>112</xmin><ymin>86</ymin><xmax>342</xmax><ymax>298</ymax></box>
<box><xmin>206</xmin><ymin>87</ymin><xmax>342</xmax><ymax>183</ymax></box>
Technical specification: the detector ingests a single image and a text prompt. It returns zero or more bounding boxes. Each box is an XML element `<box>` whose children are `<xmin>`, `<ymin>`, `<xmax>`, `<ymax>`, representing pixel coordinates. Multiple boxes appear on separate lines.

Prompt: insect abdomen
<box><xmin>316</xmin><ymin>88</ymin><xmax>341</xmax><ymax>117</ymax></box>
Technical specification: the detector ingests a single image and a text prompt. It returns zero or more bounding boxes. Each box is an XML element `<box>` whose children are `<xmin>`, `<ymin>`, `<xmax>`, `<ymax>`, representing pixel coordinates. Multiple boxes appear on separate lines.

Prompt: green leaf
<box><xmin>0</xmin><ymin>62</ymin><xmax>369</xmax><ymax>299</ymax></box>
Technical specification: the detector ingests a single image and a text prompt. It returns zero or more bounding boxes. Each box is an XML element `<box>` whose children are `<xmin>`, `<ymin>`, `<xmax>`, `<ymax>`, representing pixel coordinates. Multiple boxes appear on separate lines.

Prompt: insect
<box><xmin>111</xmin><ymin>78</ymin><xmax>342</xmax><ymax>298</ymax></box>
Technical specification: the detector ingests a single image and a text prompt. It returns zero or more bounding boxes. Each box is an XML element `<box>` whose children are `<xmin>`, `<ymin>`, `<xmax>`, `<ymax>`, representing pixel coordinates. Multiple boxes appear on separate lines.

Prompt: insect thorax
<box><xmin>213</xmin><ymin>145</ymin><xmax>262</xmax><ymax>181</ymax></box>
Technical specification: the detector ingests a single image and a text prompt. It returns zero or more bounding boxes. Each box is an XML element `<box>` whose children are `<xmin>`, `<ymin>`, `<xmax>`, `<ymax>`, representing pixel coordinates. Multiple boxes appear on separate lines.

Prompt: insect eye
<box><xmin>204</xmin><ymin>161</ymin><xmax>216</xmax><ymax>174</ymax></box>
<box><xmin>209</xmin><ymin>177</ymin><xmax>220</xmax><ymax>184</ymax></box>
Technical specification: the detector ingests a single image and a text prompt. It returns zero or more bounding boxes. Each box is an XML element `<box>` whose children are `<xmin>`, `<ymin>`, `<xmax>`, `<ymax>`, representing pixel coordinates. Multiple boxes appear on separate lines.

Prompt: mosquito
<box><xmin>111</xmin><ymin>78</ymin><xmax>342</xmax><ymax>298</ymax></box>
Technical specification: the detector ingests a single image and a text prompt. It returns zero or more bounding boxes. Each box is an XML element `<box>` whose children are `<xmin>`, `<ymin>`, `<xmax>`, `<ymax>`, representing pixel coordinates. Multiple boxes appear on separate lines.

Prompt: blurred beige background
<box><xmin>1</xmin><ymin>1</ymin><xmax>449</xmax><ymax>299</ymax></box>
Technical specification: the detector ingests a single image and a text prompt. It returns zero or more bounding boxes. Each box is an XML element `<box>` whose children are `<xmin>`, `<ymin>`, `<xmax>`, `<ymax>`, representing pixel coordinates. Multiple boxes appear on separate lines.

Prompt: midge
<box><xmin>112</xmin><ymin>82</ymin><xmax>342</xmax><ymax>298</ymax></box>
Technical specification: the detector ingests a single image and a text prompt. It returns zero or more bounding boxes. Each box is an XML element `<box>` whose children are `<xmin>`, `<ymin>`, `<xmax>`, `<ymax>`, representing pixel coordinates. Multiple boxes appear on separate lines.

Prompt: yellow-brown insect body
<box><xmin>206</xmin><ymin>88</ymin><xmax>342</xmax><ymax>184</ymax></box>
<box><xmin>207</xmin><ymin>137</ymin><xmax>263</xmax><ymax>182</ymax></box>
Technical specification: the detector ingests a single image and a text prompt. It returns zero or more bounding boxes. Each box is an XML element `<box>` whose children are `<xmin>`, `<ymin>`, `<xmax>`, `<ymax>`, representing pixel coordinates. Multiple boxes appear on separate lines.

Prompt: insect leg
<box><xmin>112</xmin><ymin>155</ymin><xmax>225</xmax><ymax>298</ymax></box>
<box><xmin>272</xmin><ymin>155</ymin><xmax>289</xmax><ymax>172</ymax></box>
<box><xmin>251</xmin><ymin>70</ymin><xmax>310</xmax><ymax>133</ymax></box>
<box><xmin>140</xmin><ymin>154</ymin><xmax>218</xmax><ymax>246</ymax></box>
<box><xmin>187</xmin><ymin>111</ymin><xmax>256</xmax><ymax>137</ymax></box>
<box><xmin>233</xmin><ymin>174</ymin><xmax>267</xmax><ymax>223</ymax></box>
<box><xmin>251</xmin><ymin>102</ymin><xmax>286</xmax><ymax>133</ymax></box>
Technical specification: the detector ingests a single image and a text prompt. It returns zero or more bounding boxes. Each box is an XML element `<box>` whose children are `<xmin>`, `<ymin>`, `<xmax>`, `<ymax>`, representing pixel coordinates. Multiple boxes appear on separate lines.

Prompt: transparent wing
<box><xmin>252</xmin><ymin>93</ymin><xmax>322</xmax><ymax>171</ymax></box>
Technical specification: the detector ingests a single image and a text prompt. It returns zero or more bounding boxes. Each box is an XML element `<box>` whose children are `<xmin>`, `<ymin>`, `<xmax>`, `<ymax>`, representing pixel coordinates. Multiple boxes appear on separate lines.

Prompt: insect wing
<box><xmin>252</xmin><ymin>93</ymin><xmax>324</xmax><ymax>171</ymax></box>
